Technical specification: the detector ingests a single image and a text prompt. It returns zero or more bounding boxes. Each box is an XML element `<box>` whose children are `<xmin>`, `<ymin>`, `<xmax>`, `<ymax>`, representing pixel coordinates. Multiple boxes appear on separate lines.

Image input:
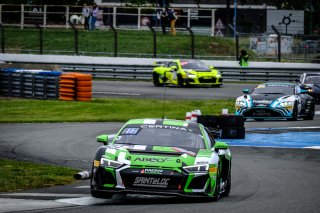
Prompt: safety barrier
<box><xmin>59</xmin><ymin>73</ymin><xmax>92</xmax><ymax>101</ymax></box>
<box><xmin>0</xmin><ymin>68</ymin><xmax>60</xmax><ymax>99</ymax></box>
<box><xmin>59</xmin><ymin>63</ymin><xmax>320</xmax><ymax>82</ymax></box>
<box><xmin>0</xmin><ymin>68</ymin><xmax>92</xmax><ymax>101</ymax></box>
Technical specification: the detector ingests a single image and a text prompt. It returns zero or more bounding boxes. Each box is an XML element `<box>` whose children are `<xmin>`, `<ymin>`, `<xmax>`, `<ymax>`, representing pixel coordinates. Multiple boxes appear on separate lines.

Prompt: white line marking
<box><xmin>56</xmin><ymin>196</ymin><xmax>109</xmax><ymax>206</ymax></box>
<box><xmin>75</xmin><ymin>186</ymin><xmax>90</xmax><ymax>189</ymax></box>
<box><xmin>93</xmin><ymin>92</ymin><xmax>141</xmax><ymax>96</ymax></box>
<box><xmin>304</xmin><ymin>146</ymin><xmax>320</xmax><ymax>149</ymax></box>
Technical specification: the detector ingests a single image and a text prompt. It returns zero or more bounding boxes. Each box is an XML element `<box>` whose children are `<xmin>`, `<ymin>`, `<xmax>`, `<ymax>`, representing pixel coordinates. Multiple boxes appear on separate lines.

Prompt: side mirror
<box><xmin>209</xmin><ymin>65</ymin><xmax>214</xmax><ymax>69</ymax></box>
<box><xmin>97</xmin><ymin>135</ymin><xmax>109</xmax><ymax>144</ymax></box>
<box><xmin>214</xmin><ymin>141</ymin><xmax>229</xmax><ymax>149</ymax></box>
<box><xmin>243</xmin><ymin>89</ymin><xmax>250</xmax><ymax>94</ymax></box>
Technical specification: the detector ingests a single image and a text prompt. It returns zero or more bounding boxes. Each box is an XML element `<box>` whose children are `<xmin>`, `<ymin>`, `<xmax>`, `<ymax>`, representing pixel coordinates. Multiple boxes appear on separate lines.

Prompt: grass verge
<box><xmin>0</xmin><ymin>97</ymin><xmax>235</xmax><ymax>123</ymax></box>
<box><xmin>0</xmin><ymin>158</ymin><xmax>79</xmax><ymax>192</ymax></box>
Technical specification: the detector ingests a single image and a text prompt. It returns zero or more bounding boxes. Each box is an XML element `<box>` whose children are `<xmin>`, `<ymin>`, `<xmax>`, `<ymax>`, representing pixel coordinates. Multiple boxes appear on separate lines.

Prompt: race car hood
<box><xmin>103</xmin><ymin>144</ymin><xmax>214</xmax><ymax>168</ymax></box>
<box><xmin>250</xmin><ymin>94</ymin><xmax>290</xmax><ymax>107</ymax></box>
<box><xmin>305</xmin><ymin>83</ymin><xmax>320</xmax><ymax>91</ymax></box>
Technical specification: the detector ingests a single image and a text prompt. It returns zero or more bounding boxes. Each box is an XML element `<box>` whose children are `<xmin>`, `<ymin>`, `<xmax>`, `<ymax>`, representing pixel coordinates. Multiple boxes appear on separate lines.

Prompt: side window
<box><xmin>168</xmin><ymin>62</ymin><xmax>177</xmax><ymax>68</ymax></box>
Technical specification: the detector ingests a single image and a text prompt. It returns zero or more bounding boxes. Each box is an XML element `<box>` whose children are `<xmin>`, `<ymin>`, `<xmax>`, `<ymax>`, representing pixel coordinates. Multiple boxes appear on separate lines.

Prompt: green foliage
<box><xmin>0</xmin><ymin>97</ymin><xmax>235</xmax><ymax>123</ymax></box>
<box><xmin>0</xmin><ymin>158</ymin><xmax>78</xmax><ymax>192</ymax></box>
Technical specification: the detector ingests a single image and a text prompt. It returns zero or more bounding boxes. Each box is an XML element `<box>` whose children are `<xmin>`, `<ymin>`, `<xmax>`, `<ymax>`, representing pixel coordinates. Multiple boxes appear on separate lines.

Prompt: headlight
<box><xmin>100</xmin><ymin>158</ymin><xmax>123</xmax><ymax>169</ymax></box>
<box><xmin>307</xmin><ymin>88</ymin><xmax>313</xmax><ymax>93</ymax></box>
<box><xmin>187</xmin><ymin>74</ymin><xmax>196</xmax><ymax>78</ymax></box>
<box><xmin>235</xmin><ymin>99</ymin><xmax>246</xmax><ymax>108</ymax></box>
<box><xmin>278</xmin><ymin>100</ymin><xmax>294</xmax><ymax>109</ymax></box>
<box><xmin>183</xmin><ymin>164</ymin><xmax>209</xmax><ymax>173</ymax></box>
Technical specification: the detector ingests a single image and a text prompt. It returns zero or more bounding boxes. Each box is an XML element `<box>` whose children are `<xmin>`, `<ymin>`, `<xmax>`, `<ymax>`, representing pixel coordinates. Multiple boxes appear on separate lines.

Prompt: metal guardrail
<box><xmin>60</xmin><ymin>64</ymin><xmax>319</xmax><ymax>82</ymax></box>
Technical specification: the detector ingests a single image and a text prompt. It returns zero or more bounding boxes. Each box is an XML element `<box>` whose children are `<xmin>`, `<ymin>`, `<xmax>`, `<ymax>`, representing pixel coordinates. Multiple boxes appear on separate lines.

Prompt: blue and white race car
<box><xmin>235</xmin><ymin>82</ymin><xmax>315</xmax><ymax>121</ymax></box>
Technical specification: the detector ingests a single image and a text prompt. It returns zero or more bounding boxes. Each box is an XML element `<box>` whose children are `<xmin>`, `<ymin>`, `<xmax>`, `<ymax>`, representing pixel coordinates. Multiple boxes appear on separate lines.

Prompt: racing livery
<box><xmin>91</xmin><ymin>119</ymin><xmax>231</xmax><ymax>200</ymax></box>
<box><xmin>297</xmin><ymin>72</ymin><xmax>320</xmax><ymax>103</ymax></box>
<box><xmin>152</xmin><ymin>60</ymin><xmax>222</xmax><ymax>87</ymax></box>
<box><xmin>235</xmin><ymin>82</ymin><xmax>315</xmax><ymax>121</ymax></box>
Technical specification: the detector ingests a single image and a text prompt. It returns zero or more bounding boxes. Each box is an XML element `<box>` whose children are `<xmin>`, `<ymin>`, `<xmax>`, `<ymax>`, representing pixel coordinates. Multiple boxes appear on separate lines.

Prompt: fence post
<box><xmin>229</xmin><ymin>24</ymin><xmax>239</xmax><ymax>60</ymax></box>
<box><xmin>186</xmin><ymin>26</ymin><xmax>194</xmax><ymax>59</ymax></box>
<box><xmin>36</xmin><ymin>24</ymin><xmax>43</xmax><ymax>54</ymax></box>
<box><xmin>271</xmin><ymin>24</ymin><xmax>281</xmax><ymax>62</ymax></box>
<box><xmin>110</xmin><ymin>24</ymin><xmax>118</xmax><ymax>57</ymax></box>
<box><xmin>147</xmin><ymin>23</ymin><xmax>157</xmax><ymax>58</ymax></box>
<box><xmin>0</xmin><ymin>23</ymin><xmax>4</xmax><ymax>53</ymax></box>
<box><xmin>69</xmin><ymin>21</ymin><xmax>78</xmax><ymax>55</ymax></box>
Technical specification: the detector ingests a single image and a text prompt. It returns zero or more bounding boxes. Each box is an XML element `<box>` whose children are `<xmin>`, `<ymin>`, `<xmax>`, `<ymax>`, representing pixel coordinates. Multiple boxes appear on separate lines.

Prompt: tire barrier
<box><xmin>197</xmin><ymin>114</ymin><xmax>245</xmax><ymax>139</ymax></box>
<box><xmin>0</xmin><ymin>68</ymin><xmax>60</xmax><ymax>99</ymax></box>
<box><xmin>59</xmin><ymin>73</ymin><xmax>92</xmax><ymax>101</ymax></box>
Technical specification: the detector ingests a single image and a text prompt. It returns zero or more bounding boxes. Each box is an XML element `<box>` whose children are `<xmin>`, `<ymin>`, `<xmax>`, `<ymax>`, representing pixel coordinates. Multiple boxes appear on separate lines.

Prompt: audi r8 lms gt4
<box><xmin>152</xmin><ymin>60</ymin><xmax>222</xmax><ymax>87</ymax></box>
<box><xmin>297</xmin><ymin>72</ymin><xmax>320</xmax><ymax>103</ymax></box>
<box><xmin>235</xmin><ymin>82</ymin><xmax>315</xmax><ymax>121</ymax></box>
<box><xmin>91</xmin><ymin>119</ymin><xmax>231</xmax><ymax>201</ymax></box>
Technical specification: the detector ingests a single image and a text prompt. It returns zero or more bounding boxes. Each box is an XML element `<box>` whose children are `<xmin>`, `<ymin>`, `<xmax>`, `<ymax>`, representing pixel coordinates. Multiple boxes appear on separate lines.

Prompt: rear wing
<box><xmin>153</xmin><ymin>61</ymin><xmax>171</xmax><ymax>67</ymax></box>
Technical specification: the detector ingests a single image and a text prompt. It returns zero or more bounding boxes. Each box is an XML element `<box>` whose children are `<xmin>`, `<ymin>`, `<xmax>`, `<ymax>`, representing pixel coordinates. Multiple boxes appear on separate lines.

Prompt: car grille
<box><xmin>243</xmin><ymin>108</ymin><xmax>283</xmax><ymax>117</ymax></box>
<box><xmin>198</xmin><ymin>77</ymin><xmax>217</xmax><ymax>83</ymax></box>
<box><xmin>120</xmin><ymin>168</ymin><xmax>185</xmax><ymax>190</ymax></box>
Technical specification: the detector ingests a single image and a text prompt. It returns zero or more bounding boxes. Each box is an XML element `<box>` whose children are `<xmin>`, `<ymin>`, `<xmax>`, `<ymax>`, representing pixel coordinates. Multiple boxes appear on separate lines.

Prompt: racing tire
<box><xmin>91</xmin><ymin>190</ymin><xmax>113</xmax><ymax>199</ymax></box>
<box><xmin>76</xmin><ymin>86</ymin><xmax>92</xmax><ymax>92</ymax></box>
<box><xmin>287</xmin><ymin>102</ymin><xmax>298</xmax><ymax>121</ymax></box>
<box><xmin>152</xmin><ymin>72</ymin><xmax>163</xmax><ymax>86</ymax></box>
<box><xmin>221</xmin><ymin>170</ymin><xmax>231</xmax><ymax>197</ymax></box>
<box><xmin>254</xmin><ymin>118</ymin><xmax>264</xmax><ymax>121</ymax></box>
<box><xmin>212</xmin><ymin>166</ymin><xmax>221</xmax><ymax>201</ymax></box>
<box><xmin>218</xmin><ymin>115</ymin><xmax>245</xmax><ymax>128</ymax></box>
<box><xmin>303</xmin><ymin>103</ymin><xmax>315</xmax><ymax>120</ymax></box>
<box><xmin>178</xmin><ymin>75</ymin><xmax>185</xmax><ymax>88</ymax></box>
<box><xmin>197</xmin><ymin>115</ymin><xmax>220</xmax><ymax>128</ymax></box>
<box><xmin>90</xmin><ymin>165</ymin><xmax>113</xmax><ymax>199</ymax></box>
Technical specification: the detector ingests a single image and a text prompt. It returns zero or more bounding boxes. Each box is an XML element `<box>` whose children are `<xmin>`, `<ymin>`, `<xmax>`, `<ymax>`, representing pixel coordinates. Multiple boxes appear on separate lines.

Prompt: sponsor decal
<box><xmin>253</xmin><ymin>100</ymin><xmax>272</xmax><ymax>104</ymax></box>
<box><xmin>141</xmin><ymin>168</ymin><xmax>164</xmax><ymax>174</ymax></box>
<box><xmin>133</xmin><ymin>177</ymin><xmax>170</xmax><ymax>188</ymax></box>
<box><xmin>134</xmin><ymin>157</ymin><xmax>172</xmax><ymax>163</ymax></box>
<box><xmin>141</xmin><ymin>125</ymin><xmax>192</xmax><ymax>132</ymax></box>
<box><xmin>196</xmin><ymin>161</ymin><xmax>209</xmax><ymax>165</ymax></box>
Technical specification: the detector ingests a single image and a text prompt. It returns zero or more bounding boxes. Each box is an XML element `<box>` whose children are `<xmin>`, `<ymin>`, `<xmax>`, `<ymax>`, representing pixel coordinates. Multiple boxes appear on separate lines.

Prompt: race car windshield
<box><xmin>114</xmin><ymin>125</ymin><xmax>205</xmax><ymax>149</ymax></box>
<box><xmin>305</xmin><ymin>76</ymin><xmax>320</xmax><ymax>84</ymax></box>
<box><xmin>251</xmin><ymin>85</ymin><xmax>295</xmax><ymax>95</ymax></box>
<box><xmin>180</xmin><ymin>61</ymin><xmax>210</xmax><ymax>71</ymax></box>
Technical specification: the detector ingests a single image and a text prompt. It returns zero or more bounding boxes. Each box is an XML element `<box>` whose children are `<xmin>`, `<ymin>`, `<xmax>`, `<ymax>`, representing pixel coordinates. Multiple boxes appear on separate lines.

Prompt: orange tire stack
<box><xmin>59</xmin><ymin>73</ymin><xmax>92</xmax><ymax>101</ymax></box>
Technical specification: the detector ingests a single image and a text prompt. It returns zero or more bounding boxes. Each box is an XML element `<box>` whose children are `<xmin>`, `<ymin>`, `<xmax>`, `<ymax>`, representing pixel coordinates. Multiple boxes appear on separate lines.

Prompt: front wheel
<box><xmin>287</xmin><ymin>102</ymin><xmax>298</xmax><ymax>121</ymax></box>
<box><xmin>304</xmin><ymin>103</ymin><xmax>315</xmax><ymax>120</ymax></box>
<box><xmin>221</xmin><ymin>170</ymin><xmax>231</xmax><ymax>197</ymax></box>
<box><xmin>212</xmin><ymin>167</ymin><xmax>221</xmax><ymax>201</ymax></box>
<box><xmin>153</xmin><ymin>72</ymin><xmax>163</xmax><ymax>87</ymax></box>
<box><xmin>91</xmin><ymin>190</ymin><xmax>113</xmax><ymax>199</ymax></box>
<box><xmin>177</xmin><ymin>75</ymin><xmax>185</xmax><ymax>88</ymax></box>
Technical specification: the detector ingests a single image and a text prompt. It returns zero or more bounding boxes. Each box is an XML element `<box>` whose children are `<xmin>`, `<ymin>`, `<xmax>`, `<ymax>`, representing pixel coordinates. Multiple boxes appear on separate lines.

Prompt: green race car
<box><xmin>153</xmin><ymin>60</ymin><xmax>223</xmax><ymax>87</ymax></box>
<box><xmin>91</xmin><ymin>118</ymin><xmax>231</xmax><ymax>200</ymax></box>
